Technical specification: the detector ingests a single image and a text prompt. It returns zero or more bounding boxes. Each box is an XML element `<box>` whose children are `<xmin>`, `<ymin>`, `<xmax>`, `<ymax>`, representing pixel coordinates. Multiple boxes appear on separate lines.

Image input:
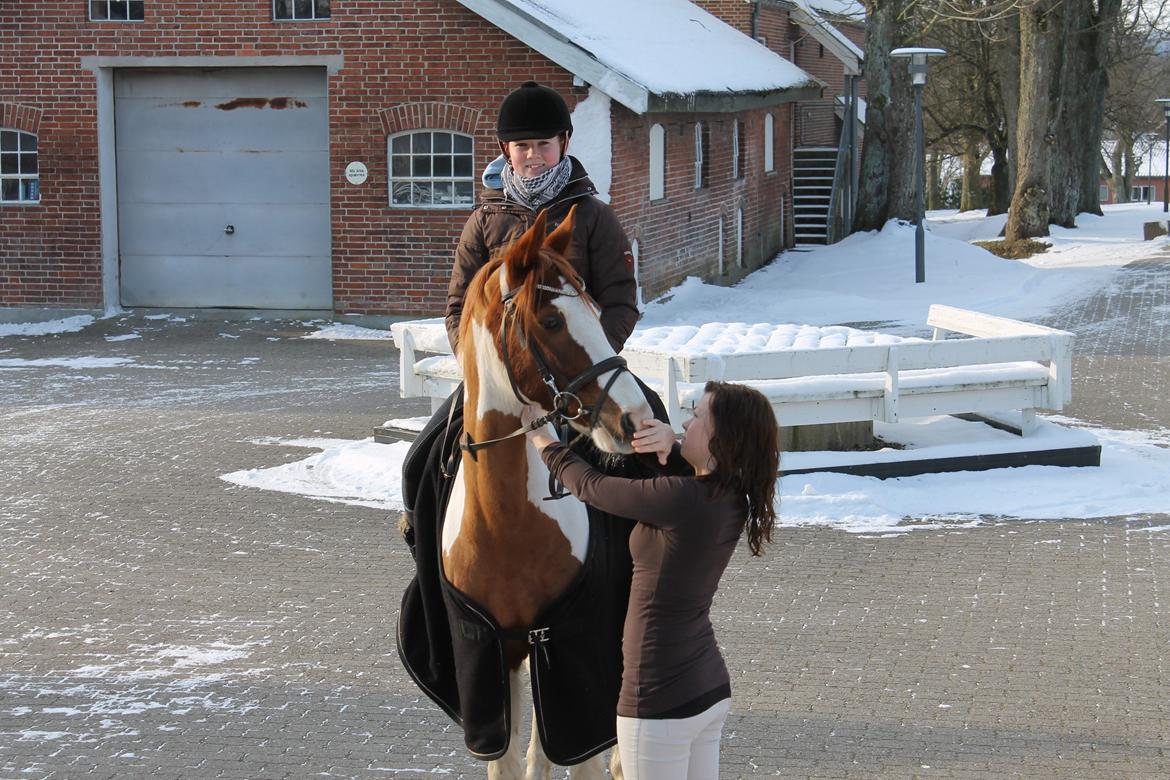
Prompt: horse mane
<box><xmin>460</xmin><ymin>242</ymin><xmax>589</xmax><ymax>356</ymax></box>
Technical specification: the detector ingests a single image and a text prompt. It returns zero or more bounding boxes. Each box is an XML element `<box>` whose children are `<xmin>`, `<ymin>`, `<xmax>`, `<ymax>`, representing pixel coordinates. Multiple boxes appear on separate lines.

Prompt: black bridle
<box><xmin>459</xmin><ymin>276</ymin><xmax>630</xmax><ymax>461</ymax></box>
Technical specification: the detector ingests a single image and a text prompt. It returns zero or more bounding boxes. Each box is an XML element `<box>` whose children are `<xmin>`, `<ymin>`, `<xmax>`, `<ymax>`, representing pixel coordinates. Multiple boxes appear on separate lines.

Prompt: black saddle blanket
<box><xmin>396</xmin><ymin>391</ymin><xmax>637</xmax><ymax>765</ymax></box>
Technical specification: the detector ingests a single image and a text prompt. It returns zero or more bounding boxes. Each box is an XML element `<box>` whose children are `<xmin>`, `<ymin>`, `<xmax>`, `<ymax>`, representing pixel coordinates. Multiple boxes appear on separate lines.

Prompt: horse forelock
<box><xmin>461</xmin><ymin>249</ymin><xmax>592</xmax><ymax>360</ymax></box>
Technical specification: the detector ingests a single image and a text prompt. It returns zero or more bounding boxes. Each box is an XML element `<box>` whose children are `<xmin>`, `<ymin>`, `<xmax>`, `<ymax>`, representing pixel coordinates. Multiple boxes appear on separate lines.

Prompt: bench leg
<box><xmin>1020</xmin><ymin>408</ymin><xmax>1038</xmax><ymax>436</ymax></box>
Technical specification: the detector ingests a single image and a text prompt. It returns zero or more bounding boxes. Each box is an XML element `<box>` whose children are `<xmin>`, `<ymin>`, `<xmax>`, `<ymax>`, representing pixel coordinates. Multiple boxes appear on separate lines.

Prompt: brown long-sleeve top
<box><xmin>541</xmin><ymin>442</ymin><xmax>746</xmax><ymax>719</ymax></box>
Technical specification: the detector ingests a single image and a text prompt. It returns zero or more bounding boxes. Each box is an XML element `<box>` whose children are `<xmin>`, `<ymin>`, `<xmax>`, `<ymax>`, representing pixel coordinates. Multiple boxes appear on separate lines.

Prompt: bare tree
<box><xmin>853</xmin><ymin>0</ymin><xmax>919</xmax><ymax>231</ymax></box>
<box><xmin>1005</xmin><ymin>0</ymin><xmax>1063</xmax><ymax>240</ymax></box>
<box><xmin>1104</xmin><ymin>0</ymin><xmax>1170</xmax><ymax>202</ymax></box>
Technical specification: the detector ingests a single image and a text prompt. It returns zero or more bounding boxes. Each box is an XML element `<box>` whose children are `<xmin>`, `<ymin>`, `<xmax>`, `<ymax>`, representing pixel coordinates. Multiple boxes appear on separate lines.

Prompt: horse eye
<box><xmin>541</xmin><ymin>315</ymin><xmax>563</xmax><ymax>331</ymax></box>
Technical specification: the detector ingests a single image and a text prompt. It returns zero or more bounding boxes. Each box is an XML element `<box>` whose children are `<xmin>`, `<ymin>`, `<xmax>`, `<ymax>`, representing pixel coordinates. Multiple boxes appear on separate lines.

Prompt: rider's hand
<box><xmin>632</xmin><ymin>418</ymin><xmax>677</xmax><ymax>466</ymax></box>
<box><xmin>521</xmin><ymin>404</ymin><xmax>557</xmax><ymax>451</ymax></box>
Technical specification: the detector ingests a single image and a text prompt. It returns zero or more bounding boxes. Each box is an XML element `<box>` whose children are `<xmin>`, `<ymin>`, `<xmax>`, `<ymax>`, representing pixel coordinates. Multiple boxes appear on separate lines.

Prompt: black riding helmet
<box><xmin>496</xmin><ymin>81</ymin><xmax>573</xmax><ymax>141</ymax></box>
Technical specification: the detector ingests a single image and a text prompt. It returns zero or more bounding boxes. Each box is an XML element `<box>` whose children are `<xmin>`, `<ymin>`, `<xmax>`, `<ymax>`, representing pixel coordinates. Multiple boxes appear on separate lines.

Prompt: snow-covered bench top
<box><xmin>390</xmin><ymin>319</ymin><xmax>923</xmax><ymax>357</ymax></box>
<box><xmin>624</xmin><ymin>322</ymin><xmax>918</xmax><ymax>355</ymax></box>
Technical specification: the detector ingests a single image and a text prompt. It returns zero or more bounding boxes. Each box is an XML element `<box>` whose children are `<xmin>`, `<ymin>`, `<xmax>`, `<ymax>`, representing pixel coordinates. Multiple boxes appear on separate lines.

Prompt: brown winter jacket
<box><xmin>445</xmin><ymin>157</ymin><xmax>638</xmax><ymax>354</ymax></box>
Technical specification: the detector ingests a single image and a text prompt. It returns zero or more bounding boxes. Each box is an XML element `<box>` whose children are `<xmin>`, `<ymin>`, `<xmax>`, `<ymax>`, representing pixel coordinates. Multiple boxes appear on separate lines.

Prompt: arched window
<box><xmin>631</xmin><ymin>238</ymin><xmax>644</xmax><ymax>309</ymax></box>
<box><xmin>388</xmin><ymin>130</ymin><xmax>474</xmax><ymax>208</ymax></box>
<box><xmin>731</xmin><ymin>119</ymin><xmax>744</xmax><ymax>179</ymax></box>
<box><xmin>1</xmin><ymin>129</ymin><xmax>39</xmax><ymax>204</ymax></box>
<box><xmin>736</xmin><ymin>207</ymin><xmax>744</xmax><ymax>267</ymax></box>
<box><xmin>764</xmin><ymin>113</ymin><xmax>775</xmax><ymax>173</ymax></box>
<box><xmin>694</xmin><ymin>122</ymin><xmax>709</xmax><ymax>190</ymax></box>
<box><xmin>649</xmin><ymin>124</ymin><xmax>665</xmax><ymax>201</ymax></box>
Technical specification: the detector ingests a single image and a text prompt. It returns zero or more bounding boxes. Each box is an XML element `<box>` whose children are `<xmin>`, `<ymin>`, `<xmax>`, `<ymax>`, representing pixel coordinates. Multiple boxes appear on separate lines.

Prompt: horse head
<box><xmin>460</xmin><ymin>205</ymin><xmax>652</xmax><ymax>454</ymax></box>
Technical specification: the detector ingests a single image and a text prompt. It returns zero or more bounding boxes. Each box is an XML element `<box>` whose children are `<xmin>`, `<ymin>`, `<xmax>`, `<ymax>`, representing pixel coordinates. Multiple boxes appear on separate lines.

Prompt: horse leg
<box><xmin>523</xmin><ymin>658</ymin><xmax>553</xmax><ymax>780</ymax></box>
<box><xmin>608</xmin><ymin>747</ymin><xmax>624</xmax><ymax>780</ymax></box>
<box><xmin>487</xmin><ymin>667</ymin><xmax>527</xmax><ymax>780</ymax></box>
<box><xmin>565</xmin><ymin>753</ymin><xmax>609</xmax><ymax>780</ymax></box>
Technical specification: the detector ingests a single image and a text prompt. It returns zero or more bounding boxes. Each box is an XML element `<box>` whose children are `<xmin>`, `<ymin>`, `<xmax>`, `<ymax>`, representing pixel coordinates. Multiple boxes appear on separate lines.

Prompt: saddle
<box><xmin>396</xmin><ymin>389</ymin><xmax>635</xmax><ymax>765</ymax></box>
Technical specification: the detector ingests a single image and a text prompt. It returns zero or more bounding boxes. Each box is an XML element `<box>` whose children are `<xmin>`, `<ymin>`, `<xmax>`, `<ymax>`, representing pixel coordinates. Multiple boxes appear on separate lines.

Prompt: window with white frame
<box><xmin>274</xmin><ymin>0</ymin><xmax>330</xmax><ymax>20</ymax></box>
<box><xmin>732</xmin><ymin>119</ymin><xmax>744</xmax><ymax>179</ymax></box>
<box><xmin>764</xmin><ymin>113</ymin><xmax>775</xmax><ymax>173</ymax></box>
<box><xmin>735</xmin><ymin>207</ymin><xmax>744</xmax><ymax>267</ymax></box>
<box><xmin>1</xmin><ymin>130</ymin><xmax>39</xmax><ymax>204</ymax></box>
<box><xmin>89</xmin><ymin>0</ymin><xmax>144</xmax><ymax>20</ymax></box>
<box><xmin>649</xmin><ymin>124</ymin><xmax>665</xmax><ymax>201</ymax></box>
<box><xmin>694</xmin><ymin>122</ymin><xmax>709</xmax><ymax>189</ymax></box>
<box><xmin>389</xmin><ymin>130</ymin><xmax>474</xmax><ymax>208</ymax></box>
<box><xmin>1132</xmin><ymin>185</ymin><xmax>1153</xmax><ymax>202</ymax></box>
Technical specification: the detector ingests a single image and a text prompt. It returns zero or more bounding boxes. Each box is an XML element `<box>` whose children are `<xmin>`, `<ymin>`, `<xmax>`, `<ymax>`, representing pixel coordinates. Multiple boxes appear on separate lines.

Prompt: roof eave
<box><xmin>647</xmin><ymin>83</ymin><xmax>824</xmax><ymax>113</ymax></box>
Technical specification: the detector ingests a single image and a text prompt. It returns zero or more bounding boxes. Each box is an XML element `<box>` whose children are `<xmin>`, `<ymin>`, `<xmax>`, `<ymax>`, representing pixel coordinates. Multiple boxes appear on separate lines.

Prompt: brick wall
<box><xmin>1</xmin><ymin>0</ymin><xmax>808</xmax><ymax>315</ymax></box>
<box><xmin>0</xmin><ymin>0</ymin><xmax>590</xmax><ymax>313</ymax></box>
<box><xmin>611</xmin><ymin>104</ymin><xmax>793</xmax><ymax>300</ymax></box>
<box><xmin>690</xmin><ymin>0</ymin><xmax>754</xmax><ymax>35</ymax></box>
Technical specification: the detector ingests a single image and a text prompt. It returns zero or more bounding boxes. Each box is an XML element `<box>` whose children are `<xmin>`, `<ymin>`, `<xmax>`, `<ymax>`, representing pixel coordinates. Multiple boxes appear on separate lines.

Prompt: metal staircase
<box><xmin>792</xmin><ymin>147</ymin><xmax>837</xmax><ymax>245</ymax></box>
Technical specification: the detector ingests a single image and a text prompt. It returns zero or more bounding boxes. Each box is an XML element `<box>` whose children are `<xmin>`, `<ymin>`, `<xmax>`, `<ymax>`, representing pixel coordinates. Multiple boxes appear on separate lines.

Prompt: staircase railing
<box><xmin>825</xmin><ymin>91</ymin><xmax>858</xmax><ymax>245</ymax></box>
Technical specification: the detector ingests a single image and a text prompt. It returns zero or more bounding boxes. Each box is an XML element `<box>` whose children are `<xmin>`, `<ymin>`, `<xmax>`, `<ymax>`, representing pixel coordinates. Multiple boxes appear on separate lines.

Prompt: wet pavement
<box><xmin>1</xmin><ymin>253</ymin><xmax>1168</xmax><ymax>780</ymax></box>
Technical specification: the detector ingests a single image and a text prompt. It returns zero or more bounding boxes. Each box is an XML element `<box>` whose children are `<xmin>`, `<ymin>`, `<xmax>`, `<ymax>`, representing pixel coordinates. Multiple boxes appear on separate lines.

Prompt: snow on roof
<box><xmin>456</xmin><ymin>0</ymin><xmax>822</xmax><ymax>114</ymax></box>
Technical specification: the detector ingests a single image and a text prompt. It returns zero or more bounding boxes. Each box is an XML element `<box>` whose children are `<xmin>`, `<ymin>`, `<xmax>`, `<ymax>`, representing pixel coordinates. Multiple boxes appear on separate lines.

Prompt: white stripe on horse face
<box><xmin>470</xmin><ymin>318</ymin><xmax>524</xmax><ymax>420</ymax></box>
<box><xmin>551</xmin><ymin>281</ymin><xmax>646</xmax><ymax>413</ymax></box>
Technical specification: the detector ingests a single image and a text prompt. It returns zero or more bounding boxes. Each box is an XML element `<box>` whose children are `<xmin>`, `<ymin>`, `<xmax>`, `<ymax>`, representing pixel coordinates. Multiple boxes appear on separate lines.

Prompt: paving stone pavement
<box><xmin>1</xmin><ymin>259</ymin><xmax>1168</xmax><ymax>780</ymax></box>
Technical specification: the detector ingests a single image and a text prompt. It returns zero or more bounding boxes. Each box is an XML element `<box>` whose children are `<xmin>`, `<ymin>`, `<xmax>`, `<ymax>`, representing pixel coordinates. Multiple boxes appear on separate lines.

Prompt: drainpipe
<box><xmin>752</xmin><ymin>0</ymin><xmax>761</xmax><ymax>41</ymax></box>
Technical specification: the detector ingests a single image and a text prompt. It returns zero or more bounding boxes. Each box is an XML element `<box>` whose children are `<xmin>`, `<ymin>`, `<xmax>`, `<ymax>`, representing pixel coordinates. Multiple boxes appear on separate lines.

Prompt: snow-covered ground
<box><xmin>7</xmin><ymin>206</ymin><xmax>1170</xmax><ymax>534</ymax></box>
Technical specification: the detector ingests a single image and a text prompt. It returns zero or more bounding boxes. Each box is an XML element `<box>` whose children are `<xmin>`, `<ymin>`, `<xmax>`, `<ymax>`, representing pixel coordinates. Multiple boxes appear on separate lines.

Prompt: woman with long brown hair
<box><xmin>522</xmin><ymin>381</ymin><xmax>780</xmax><ymax>779</ymax></box>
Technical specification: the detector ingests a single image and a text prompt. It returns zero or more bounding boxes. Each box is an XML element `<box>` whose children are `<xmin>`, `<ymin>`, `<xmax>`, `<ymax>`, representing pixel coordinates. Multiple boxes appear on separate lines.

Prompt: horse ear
<box><xmin>544</xmin><ymin>203</ymin><xmax>577</xmax><ymax>257</ymax></box>
<box><xmin>504</xmin><ymin>209</ymin><xmax>549</xmax><ymax>284</ymax></box>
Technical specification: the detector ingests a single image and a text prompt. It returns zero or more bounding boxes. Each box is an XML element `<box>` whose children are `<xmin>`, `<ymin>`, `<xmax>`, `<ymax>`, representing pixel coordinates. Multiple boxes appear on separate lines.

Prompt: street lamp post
<box><xmin>891</xmin><ymin>47</ymin><xmax>945</xmax><ymax>283</ymax></box>
<box><xmin>1156</xmin><ymin>99</ymin><xmax>1170</xmax><ymax>213</ymax></box>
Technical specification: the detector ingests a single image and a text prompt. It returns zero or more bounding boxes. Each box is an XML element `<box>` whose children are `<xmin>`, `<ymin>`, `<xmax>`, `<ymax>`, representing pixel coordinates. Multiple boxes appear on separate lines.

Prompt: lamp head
<box><xmin>890</xmin><ymin>47</ymin><xmax>946</xmax><ymax>86</ymax></box>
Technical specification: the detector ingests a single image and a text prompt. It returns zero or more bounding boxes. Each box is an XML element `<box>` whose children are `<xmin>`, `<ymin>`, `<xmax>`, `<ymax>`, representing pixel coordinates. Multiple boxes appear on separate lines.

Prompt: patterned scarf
<box><xmin>501</xmin><ymin>156</ymin><xmax>573</xmax><ymax>211</ymax></box>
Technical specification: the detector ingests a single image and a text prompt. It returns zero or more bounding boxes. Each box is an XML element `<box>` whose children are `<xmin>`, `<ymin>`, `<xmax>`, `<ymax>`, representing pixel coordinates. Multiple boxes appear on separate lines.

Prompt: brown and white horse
<box><xmin>444</xmin><ymin>207</ymin><xmax>652</xmax><ymax>779</ymax></box>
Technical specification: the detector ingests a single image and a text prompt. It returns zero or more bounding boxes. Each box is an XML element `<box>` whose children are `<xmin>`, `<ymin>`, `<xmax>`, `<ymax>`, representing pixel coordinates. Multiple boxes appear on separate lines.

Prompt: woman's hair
<box><xmin>703</xmin><ymin>381</ymin><xmax>779</xmax><ymax>556</ymax></box>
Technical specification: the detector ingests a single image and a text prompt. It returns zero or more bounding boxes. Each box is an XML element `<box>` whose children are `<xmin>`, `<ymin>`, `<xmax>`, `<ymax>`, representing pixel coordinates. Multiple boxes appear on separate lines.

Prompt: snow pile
<box><xmin>302</xmin><ymin>323</ymin><xmax>394</xmax><ymax>340</ymax></box>
<box><xmin>0</xmin><ymin>315</ymin><xmax>95</xmax><ymax>338</ymax></box>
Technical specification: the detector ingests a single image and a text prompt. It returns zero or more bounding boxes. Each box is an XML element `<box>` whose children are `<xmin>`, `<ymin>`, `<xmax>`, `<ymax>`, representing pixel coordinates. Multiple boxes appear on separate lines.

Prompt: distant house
<box><xmin>1099</xmin><ymin>139</ymin><xmax>1169</xmax><ymax>206</ymax></box>
<box><xmin>0</xmin><ymin>0</ymin><xmax>866</xmax><ymax>317</ymax></box>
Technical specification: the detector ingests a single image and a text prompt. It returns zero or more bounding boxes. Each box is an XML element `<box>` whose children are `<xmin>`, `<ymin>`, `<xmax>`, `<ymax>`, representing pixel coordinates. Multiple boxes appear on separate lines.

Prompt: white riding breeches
<box><xmin>615</xmin><ymin>698</ymin><xmax>731</xmax><ymax>780</ymax></box>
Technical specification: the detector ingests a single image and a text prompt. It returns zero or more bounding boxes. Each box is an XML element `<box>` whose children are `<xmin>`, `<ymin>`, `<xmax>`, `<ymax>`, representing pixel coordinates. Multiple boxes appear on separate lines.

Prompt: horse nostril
<box><xmin>620</xmin><ymin>413</ymin><xmax>636</xmax><ymax>438</ymax></box>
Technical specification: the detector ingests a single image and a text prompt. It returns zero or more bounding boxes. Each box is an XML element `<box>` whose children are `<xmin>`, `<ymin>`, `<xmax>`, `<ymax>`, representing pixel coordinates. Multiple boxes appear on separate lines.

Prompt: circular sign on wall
<box><xmin>345</xmin><ymin>161</ymin><xmax>369</xmax><ymax>185</ymax></box>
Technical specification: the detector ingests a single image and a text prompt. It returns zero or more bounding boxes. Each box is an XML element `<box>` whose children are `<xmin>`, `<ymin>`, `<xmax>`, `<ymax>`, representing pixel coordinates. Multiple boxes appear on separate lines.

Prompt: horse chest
<box><xmin>441</xmin><ymin>450</ymin><xmax>588</xmax><ymax>627</ymax></box>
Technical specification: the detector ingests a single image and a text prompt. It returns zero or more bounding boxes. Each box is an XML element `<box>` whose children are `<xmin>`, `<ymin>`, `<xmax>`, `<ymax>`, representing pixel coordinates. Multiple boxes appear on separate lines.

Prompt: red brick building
<box><xmin>0</xmin><ymin>0</ymin><xmax>866</xmax><ymax>318</ymax></box>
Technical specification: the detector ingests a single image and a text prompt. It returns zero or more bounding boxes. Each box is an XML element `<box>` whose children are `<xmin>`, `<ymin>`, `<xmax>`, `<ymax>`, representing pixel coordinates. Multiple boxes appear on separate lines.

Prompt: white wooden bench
<box><xmin>390</xmin><ymin>305</ymin><xmax>1074</xmax><ymax>437</ymax></box>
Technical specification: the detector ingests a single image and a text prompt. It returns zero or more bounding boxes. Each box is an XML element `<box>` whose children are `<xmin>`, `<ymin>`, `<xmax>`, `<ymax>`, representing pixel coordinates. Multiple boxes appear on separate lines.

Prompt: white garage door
<box><xmin>115</xmin><ymin>67</ymin><xmax>331</xmax><ymax>309</ymax></box>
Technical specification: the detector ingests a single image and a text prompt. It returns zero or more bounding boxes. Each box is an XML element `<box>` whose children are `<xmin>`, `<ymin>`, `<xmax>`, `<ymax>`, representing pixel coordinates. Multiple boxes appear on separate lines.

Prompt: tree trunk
<box><xmin>854</xmin><ymin>0</ymin><xmax>916</xmax><ymax>230</ymax></box>
<box><xmin>991</xmin><ymin>11</ymin><xmax>1021</xmax><ymax>198</ymax></box>
<box><xmin>1077</xmin><ymin>0</ymin><xmax>1120</xmax><ymax>216</ymax></box>
<box><xmin>1046</xmin><ymin>1</ymin><xmax>1080</xmax><ymax>228</ymax></box>
<box><xmin>987</xmin><ymin>143</ymin><xmax>1011</xmax><ymax>215</ymax></box>
<box><xmin>960</xmin><ymin>135</ymin><xmax>985</xmax><ymax>211</ymax></box>
<box><xmin>1111</xmin><ymin>136</ymin><xmax>1130</xmax><ymax>203</ymax></box>
<box><xmin>1006</xmin><ymin>0</ymin><xmax>1061</xmax><ymax>241</ymax></box>
<box><xmin>927</xmin><ymin>153</ymin><xmax>942</xmax><ymax>210</ymax></box>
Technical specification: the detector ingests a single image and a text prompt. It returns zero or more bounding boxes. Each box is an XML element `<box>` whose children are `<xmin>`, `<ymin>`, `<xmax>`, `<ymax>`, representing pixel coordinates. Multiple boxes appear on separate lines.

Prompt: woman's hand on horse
<box><xmin>521</xmin><ymin>404</ymin><xmax>557</xmax><ymax>450</ymax></box>
<box><xmin>632</xmin><ymin>419</ymin><xmax>676</xmax><ymax>466</ymax></box>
